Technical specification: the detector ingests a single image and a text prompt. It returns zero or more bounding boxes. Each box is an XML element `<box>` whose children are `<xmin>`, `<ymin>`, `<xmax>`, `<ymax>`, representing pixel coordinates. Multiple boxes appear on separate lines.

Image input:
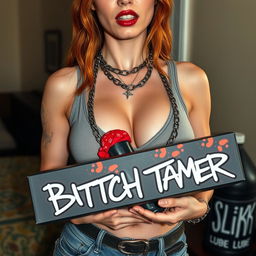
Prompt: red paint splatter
<box><xmin>108</xmin><ymin>164</ymin><xmax>119</xmax><ymax>172</ymax></box>
<box><xmin>201</xmin><ymin>138</ymin><xmax>214</xmax><ymax>148</ymax></box>
<box><xmin>154</xmin><ymin>148</ymin><xmax>167</xmax><ymax>158</ymax></box>
<box><xmin>217</xmin><ymin>138</ymin><xmax>229</xmax><ymax>152</ymax></box>
<box><xmin>171</xmin><ymin>144</ymin><xmax>185</xmax><ymax>157</ymax></box>
<box><xmin>91</xmin><ymin>162</ymin><xmax>103</xmax><ymax>173</ymax></box>
<box><xmin>177</xmin><ymin>144</ymin><xmax>184</xmax><ymax>152</ymax></box>
<box><xmin>219</xmin><ymin>139</ymin><xmax>229</xmax><ymax>146</ymax></box>
<box><xmin>206</xmin><ymin>138</ymin><xmax>214</xmax><ymax>147</ymax></box>
<box><xmin>172</xmin><ymin>151</ymin><xmax>180</xmax><ymax>157</ymax></box>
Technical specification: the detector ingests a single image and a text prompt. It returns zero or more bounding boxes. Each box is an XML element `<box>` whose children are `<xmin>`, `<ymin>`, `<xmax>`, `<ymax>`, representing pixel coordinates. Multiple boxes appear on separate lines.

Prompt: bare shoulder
<box><xmin>174</xmin><ymin>62</ymin><xmax>211</xmax><ymax>113</ymax></box>
<box><xmin>43</xmin><ymin>67</ymin><xmax>78</xmax><ymax>113</ymax></box>
<box><xmin>44</xmin><ymin>67</ymin><xmax>77</xmax><ymax>97</ymax></box>
<box><xmin>176</xmin><ymin>62</ymin><xmax>209</xmax><ymax>91</ymax></box>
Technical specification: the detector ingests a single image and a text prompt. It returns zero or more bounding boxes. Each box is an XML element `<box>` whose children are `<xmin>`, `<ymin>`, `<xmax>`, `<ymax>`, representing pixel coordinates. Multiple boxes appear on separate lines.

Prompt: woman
<box><xmin>40</xmin><ymin>0</ymin><xmax>213</xmax><ymax>255</ymax></box>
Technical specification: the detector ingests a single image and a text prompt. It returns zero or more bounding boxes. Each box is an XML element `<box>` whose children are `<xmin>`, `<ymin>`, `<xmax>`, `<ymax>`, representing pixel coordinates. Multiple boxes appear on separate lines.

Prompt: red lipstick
<box><xmin>115</xmin><ymin>9</ymin><xmax>139</xmax><ymax>27</ymax></box>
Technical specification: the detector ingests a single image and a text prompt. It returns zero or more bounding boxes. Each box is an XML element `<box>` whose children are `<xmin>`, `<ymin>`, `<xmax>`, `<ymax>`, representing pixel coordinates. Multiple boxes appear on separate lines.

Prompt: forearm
<box><xmin>193</xmin><ymin>189</ymin><xmax>214</xmax><ymax>203</ymax></box>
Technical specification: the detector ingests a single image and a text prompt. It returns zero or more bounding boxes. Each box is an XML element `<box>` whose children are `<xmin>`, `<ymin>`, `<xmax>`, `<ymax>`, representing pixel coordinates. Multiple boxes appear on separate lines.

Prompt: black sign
<box><xmin>28</xmin><ymin>133</ymin><xmax>245</xmax><ymax>224</ymax></box>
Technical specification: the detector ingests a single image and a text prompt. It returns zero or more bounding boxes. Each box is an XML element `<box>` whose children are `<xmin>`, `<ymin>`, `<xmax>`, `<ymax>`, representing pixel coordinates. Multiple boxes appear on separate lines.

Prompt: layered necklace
<box><xmin>98</xmin><ymin>51</ymin><xmax>153</xmax><ymax>99</ymax></box>
<box><xmin>87</xmin><ymin>51</ymin><xmax>180</xmax><ymax>146</ymax></box>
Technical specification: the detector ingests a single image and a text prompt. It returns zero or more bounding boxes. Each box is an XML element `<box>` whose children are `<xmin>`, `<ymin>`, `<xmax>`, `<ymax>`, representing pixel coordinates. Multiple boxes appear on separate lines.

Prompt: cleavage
<box><xmin>92</xmin><ymin>82</ymin><xmax>171</xmax><ymax>148</ymax></box>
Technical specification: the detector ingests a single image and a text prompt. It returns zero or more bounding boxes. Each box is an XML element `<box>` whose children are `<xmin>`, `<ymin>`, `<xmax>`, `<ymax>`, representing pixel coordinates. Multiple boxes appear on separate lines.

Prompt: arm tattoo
<box><xmin>41</xmin><ymin>101</ymin><xmax>53</xmax><ymax>147</ymax></box>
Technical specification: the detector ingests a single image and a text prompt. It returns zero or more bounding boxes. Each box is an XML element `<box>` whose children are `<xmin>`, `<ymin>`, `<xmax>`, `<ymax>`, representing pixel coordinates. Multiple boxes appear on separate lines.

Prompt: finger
<box><xmin>132</xmin><ymin>206</ymin><xmax>181</xmax><ymax>224</ymax></box>
<box><xmin>94</xmin><ymin>209</ymin><xmax>117</xmax><ymax>222</ymax></box>
<box><xmin>158</xmin><ymin>197</ymin><xmax>208</xmax><ymax>221</ymax></box>
<box><xmin>158</xmin><ymin>198</ymin><xmax>179</xmax><ymax>208</ymax></box>
<box><xmin>128</xmin><ymin>209</ymin><xmax>153</xmax><ymax>223</ymax></box>
<box><xmin>158</xmin><ymin>197</ymin><xmax>193</xmax><ymax>208</ymax></box>
<box><xmin>114</xmin><ymin>209</ymin><xmax>152</xmax><ymax>223</ymax></box>
<box><xmin>102</xmin><ymin>209</ymin><xmax>118</xmax><ymax>217</ymax></box>
<box><xmin>116</xmin><ymin>208</ymin><xmax>138</xmax><ymax>216</ymax></box>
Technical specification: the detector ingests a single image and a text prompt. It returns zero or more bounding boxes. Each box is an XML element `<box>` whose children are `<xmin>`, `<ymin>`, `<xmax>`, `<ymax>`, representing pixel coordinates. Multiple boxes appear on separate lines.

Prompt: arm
<box><xmin>179</xmin><ymin>62</ymin><xmax>213</xmax><ymax>208</ymax></box>
<box><xmin>40</xmin><ymin>68</ymin><xmax>76</xmax><ymax>171</ymax></box>
<box><xmin>131</xmin><ymin>62</ymin><xmax>213</xmax><ymax>224</ymax></box>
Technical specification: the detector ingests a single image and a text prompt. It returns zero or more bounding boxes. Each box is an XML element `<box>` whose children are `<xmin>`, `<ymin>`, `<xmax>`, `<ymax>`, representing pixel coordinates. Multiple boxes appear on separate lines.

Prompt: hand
<box><xmin>130</xmin><ymin>196</ymin><xmax>208</xmax><ymax>225</ymax></box>
<box><xmin>71</xmin><ymin>208</ymin><xmax>152</xmax><ymax>230</ymax></box>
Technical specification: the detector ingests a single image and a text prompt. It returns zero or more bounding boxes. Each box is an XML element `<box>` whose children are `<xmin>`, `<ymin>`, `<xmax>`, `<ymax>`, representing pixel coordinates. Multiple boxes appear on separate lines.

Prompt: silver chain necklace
<box><xmin>87</xmin><ymin>53</ymin><xmax>180</xmax><ymax>146</ymax></box>
<box><xmin>99</xmin><ymin>53</ymin><xmax>148</xmax><ymax>76</ymax></box>
<box><xmin>98</xmin><ymin>52</ymin><xmax>153</xmax><ymax>99</ymax></box>
<box><xmin>116</xmin><ymin>69</ymin><xmax>141</xmax><ymax>91</ymax></box>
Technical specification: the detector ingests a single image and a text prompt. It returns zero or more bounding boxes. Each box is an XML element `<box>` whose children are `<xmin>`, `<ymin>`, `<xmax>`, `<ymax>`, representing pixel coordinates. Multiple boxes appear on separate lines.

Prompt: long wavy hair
<box><xmin>67</xmin><ymin>0</ymin><xmax>174</xmax><ymax>94</ymax></box>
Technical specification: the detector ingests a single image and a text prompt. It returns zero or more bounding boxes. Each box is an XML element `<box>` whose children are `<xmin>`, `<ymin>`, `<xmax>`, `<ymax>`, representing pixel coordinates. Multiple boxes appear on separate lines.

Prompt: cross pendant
<box><xmin>123</xmin><ymin>90</ymin><xmax>133</xmax><ymax>99</ymax></box>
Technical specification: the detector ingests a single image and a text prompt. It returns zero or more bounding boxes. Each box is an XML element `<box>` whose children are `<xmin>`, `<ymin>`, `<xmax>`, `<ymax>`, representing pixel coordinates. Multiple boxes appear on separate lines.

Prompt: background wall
<box><xmin>0</xmin><ymin>0</ymin><xmax>72</xmax><ymax>93</ymax></box>
<box><xmin>41</xmin><ymin>0</ymin><xmax>72</xmax><ymax>58</ymax></box>
<box><xmin>189</xmin><ymin>0</ymin><xmax>256</xmax><ymax>161</ymax></box>
<box><xmin>0</xmin><ymin>0</ymin><xmax>21</xmax><ymax>92</ymax></box>
<box><xmin>18</xmin><ymin>0</ymin><xmax>44</xmax><ymax>91</ymax></box>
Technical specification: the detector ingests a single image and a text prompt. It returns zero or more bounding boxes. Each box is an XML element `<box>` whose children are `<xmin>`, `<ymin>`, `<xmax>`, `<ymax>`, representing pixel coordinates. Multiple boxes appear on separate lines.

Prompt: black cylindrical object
<box><xmin>109</xmin><ymin>140</ymin><xmax>163</xmax><ymax>213</ymax></box>
<box><xmin>204</xmin><ymin>133</ymin><xmax>256</xmax><ymax>256</ymax></box>
<box><xmin>109</xmin><ymin>141</ymin><xmax>135</xmax><ymax>157</ymax></box>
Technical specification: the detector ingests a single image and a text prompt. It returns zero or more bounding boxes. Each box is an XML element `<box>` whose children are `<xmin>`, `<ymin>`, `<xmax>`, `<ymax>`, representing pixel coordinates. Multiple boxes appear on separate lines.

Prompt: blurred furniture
<box><xmin>2</xmin><ymin>91</ymin><xmax>42</xmax><ymax>155</ymax></box>
<box><xmin>0</xmin><ymin>118</ymin><xmax>16</xmax><ymax>155</ymax></box>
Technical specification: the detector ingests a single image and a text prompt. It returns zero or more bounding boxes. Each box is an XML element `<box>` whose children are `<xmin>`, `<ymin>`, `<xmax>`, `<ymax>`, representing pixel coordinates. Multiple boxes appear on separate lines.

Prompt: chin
<box><xmin>113</xmin><ymin>29</ymin><xmax>147</xmax><ymax>41</ymax></box>
<box><xmin>116</xmin><ymin>35</ymin><xmax>140</xmax><ymax>41</ymax></box>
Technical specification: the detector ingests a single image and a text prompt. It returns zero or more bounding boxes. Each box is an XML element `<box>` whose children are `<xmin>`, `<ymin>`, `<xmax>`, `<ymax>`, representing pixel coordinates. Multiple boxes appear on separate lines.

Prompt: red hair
<box><xmin>67</xmin><ymin>0</ymin><xmax>173</xmax><ymax>94</ymax></box>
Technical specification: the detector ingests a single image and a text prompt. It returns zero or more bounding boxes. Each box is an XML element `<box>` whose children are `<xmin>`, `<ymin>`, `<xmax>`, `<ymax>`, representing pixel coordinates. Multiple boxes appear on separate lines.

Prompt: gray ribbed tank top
<box><xmin>68</xmin><ymin>61</ymin><xmax>195</xmax><ymax>163</ymax></box>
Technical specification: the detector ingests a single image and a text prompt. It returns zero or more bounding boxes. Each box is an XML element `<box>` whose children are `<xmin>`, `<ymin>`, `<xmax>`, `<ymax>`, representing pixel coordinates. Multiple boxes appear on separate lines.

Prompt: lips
<box><xmin>115</xmin><ymin>9</ymin><xmax>139</xmax><ymax>26</ymax></box>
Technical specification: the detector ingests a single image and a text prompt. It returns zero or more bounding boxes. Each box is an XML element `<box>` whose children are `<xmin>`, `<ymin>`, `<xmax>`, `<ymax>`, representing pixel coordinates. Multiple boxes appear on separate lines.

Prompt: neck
<box><xmin>101</xmin><ymin>32</ymin><xmax>149</xmax><ymax>70</ymax></box>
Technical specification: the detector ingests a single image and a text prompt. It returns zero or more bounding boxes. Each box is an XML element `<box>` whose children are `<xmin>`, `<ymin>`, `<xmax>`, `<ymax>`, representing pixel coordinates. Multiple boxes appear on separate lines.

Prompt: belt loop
<box><xmin>94</xmin><ymin>229</ymin><xmax>106</xmax><ymax>253</ymax></box>
<box><xmin>157</xmin><ymin>237</ymin><xmax>167</xmax><ymax>256</ymax></box>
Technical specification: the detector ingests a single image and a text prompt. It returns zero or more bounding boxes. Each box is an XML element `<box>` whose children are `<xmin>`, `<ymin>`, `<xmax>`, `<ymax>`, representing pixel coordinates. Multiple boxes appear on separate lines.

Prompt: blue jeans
<box><xmin>53</xmin><ymin>222</ymin><xmax>188</xmax><ymax>256</ymax></box>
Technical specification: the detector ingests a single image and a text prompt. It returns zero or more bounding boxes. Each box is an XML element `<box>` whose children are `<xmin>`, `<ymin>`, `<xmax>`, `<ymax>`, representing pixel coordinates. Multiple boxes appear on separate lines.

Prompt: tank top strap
<box><xmin>167</xmin><ymin>60</ymin><xmax>189</xmax><ymax>115</ymax></box>
<box><xmin>76</xmin><ymin>66</ymin><xmax>83</xmax><ymax>88</ymax></box>
<box><xmin>69</xmin><ymin>66</ymin><xmax>85</xmax><ymax>125</ymax></box>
